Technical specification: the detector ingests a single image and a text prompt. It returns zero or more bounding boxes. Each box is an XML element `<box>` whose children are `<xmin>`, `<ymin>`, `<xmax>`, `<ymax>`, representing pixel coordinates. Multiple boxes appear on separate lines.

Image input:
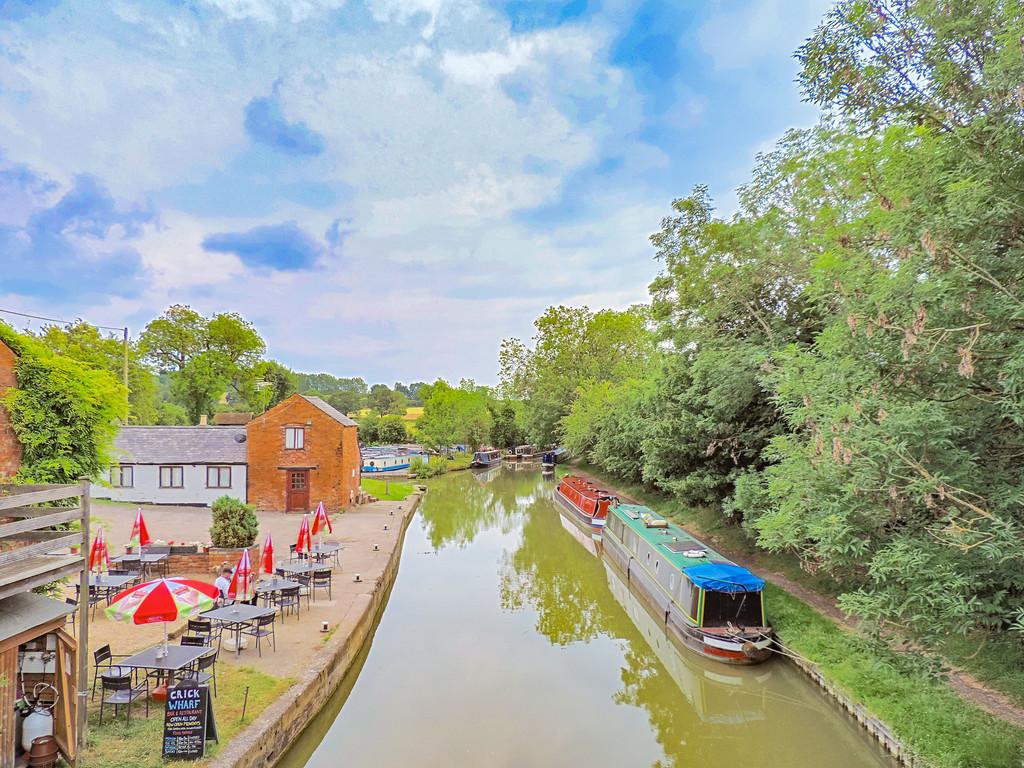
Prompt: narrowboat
<box><xmin>540</xmin><ymin>451</ymin><xmax>556</xmax><ymax>472</ymax></box>
<box><xmin>603</xmin><ymin>503</ymin><xmax>773</xmax><ymax>665</ymax></box>
<box><xmin>514</xmin><ymin>444</ymin><xmax>537</xmax><ymax>461</ymax></box>
<box><xmin>471</xmin><ymin>448</ymin><xmax>503</xmax><ymax>468</ymax></box>
<box><xmin>554</xmin><ymin>474</ymin><xmax>616</xmax><ymax>531</ymax></box>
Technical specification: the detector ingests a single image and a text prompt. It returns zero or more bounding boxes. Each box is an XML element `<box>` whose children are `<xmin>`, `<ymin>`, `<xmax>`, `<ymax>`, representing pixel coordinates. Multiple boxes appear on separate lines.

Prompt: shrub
<box><xmin>209</xmin><ymin>495</ymin><xmax>258</xmax><ymax>548</ymax></box>
<box><xmin>410</xmin><ymin>456</ymin><xmax>447</xmax><ymax>478</ymax></box>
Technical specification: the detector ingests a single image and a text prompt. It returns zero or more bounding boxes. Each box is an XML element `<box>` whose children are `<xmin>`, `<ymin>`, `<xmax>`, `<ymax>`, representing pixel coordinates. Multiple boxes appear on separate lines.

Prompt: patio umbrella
<box><xmin>89</xmin><ymin>526</ymin><xmax>110</xmax><ymax>574</ymax></box>
<box><xmin>128</xmin><ymin>507</ymin><xmax>152</xmax><ymax>550</ymax></box>
<box><xmin>259</xmin><ymin>533</ymin><xmax>274</xmax><ymax>575</ymax></box>
<box><xmin>227</xmin><ymin>548</ymin><xmax>255</xmax><ymax>602</ymax></box>
<box><xmin>311</xmin><ymin>501</ymin><xmax>332</xmax><ymax>544</ymax></box>
<box><xmin>106</xmin><ymin>577</ymin><xmax>219</xmax><ymax>657</ymax></box>
<box><xmin>296</xmin><ymin>515</ymin><xmax>312</xmax><ymax>558</ymax></box>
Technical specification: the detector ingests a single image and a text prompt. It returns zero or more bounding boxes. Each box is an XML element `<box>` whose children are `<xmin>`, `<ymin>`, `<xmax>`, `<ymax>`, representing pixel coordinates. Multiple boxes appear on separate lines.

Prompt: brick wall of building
<box><xmin>0</xmin><ymin>340</ymin><xmax>22</xmax><ymax>479</ymax></box>
<box><xmin>246</xmin><ymin>394</ymin><xmax>361</xmax><ymax>513</ymax></box>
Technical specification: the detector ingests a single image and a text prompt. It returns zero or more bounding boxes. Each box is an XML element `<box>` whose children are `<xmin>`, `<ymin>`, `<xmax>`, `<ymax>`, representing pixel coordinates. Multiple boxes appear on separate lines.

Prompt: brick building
<box><xmin>0</xmin><ymin>339</ymin><xmax>22</xmax><ymax>479</ymax></box>
<box><xmin>246</xmin><ymin>394</ymin><xmax>361</xmax><ymax>513</ymax></box>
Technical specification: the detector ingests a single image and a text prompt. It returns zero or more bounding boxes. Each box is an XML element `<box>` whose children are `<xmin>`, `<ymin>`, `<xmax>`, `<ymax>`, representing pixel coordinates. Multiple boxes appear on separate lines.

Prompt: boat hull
<box><xmin>554</xmin><ymin>485</ymin><xmax>607</xmax><ymax>531</ymax></box>
<box><xmin>602</xmin><ymin>525</ymin><xmax>772</xmax><ymax>665</ymax></box>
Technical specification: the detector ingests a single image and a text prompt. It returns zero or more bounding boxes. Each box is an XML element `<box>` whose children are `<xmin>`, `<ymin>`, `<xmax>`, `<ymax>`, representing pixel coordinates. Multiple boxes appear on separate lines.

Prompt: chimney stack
<box><xmin>199</xmin><ymin>414</ymin><xmax>208</xmax><ymax>426</ymax></box>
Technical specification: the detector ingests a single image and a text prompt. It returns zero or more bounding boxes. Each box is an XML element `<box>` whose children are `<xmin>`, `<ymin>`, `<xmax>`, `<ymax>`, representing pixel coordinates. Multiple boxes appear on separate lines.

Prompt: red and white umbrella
<box><xmin>311</xmin><ymin>501</ymin><xmax>332</xmax><ymax>543</ymax></box>
<box><xmin>106</xmin><ymin>577</ymin><xmax>219</xmax><ymax>656</ymax></box>
<box><xmin>89</xmin><ymin>526</ymin><xmax>110</xmax><ymax>574</ymax></box>
<box><xmin>128</xmin><ymin>507</ymin><xmax>151</xmax><ymax>550</ymax></box>
<box><xmin>227</xmin><ymin>548</ymin><xmax>255</xmax><ymax>602</ymax></box>
<box><xmin>259</xmin><ymin>533</ymin><xmax>275</xmax><ymax>575</ymax></box>
<box><xmin>296</xmin><ymin>515</ymin><xmax>312</xmax><ymax>558</ymax></box>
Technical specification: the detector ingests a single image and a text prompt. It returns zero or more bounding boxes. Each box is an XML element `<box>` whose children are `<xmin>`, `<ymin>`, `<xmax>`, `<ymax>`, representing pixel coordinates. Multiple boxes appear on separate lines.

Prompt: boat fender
<box><xmin>741</xmin><ymin>641</ymin><xmax>759</xmax><ymax>658</ymax></box>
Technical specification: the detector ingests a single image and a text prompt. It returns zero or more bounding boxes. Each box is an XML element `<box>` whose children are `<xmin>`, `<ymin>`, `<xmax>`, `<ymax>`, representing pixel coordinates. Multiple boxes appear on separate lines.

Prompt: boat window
<box><xmin>701</xmin><ymin>590</ymin><xmax>764</xmax><ymax>628</ymax></box>
<box><xmin>680</xmin><ymin>579</ymin><xmax>699</xmax><ymax>620</ymax></box>
<box><xmin>654</xmin><ymin>559</ymin><xmax>659</xmax><ymax>571</ymax></box>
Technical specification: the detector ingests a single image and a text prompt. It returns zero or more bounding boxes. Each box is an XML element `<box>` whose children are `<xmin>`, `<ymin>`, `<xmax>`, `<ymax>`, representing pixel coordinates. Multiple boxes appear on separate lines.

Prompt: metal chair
<box><xmin>275</xmin><ymin>586</ymin><xmax>301</xmax><ymax>621</ymax></box>
<box><xmin>64</xmin><ymin>597</ymin><xmax>78</xmax><ymax>636</ymax></box>
<box><xmin>312</xmin><ymin>569</ymin><xmax>332</xmax><ymax>601</ymax></box>
<box><xmin>186</xmin><ymin>648</ymin><xmax>218</xmax><ymax>696</ymax></box>
<box><xmin>98</xmin><ymin>672</ymin><xmax>148</xmax><ymax>725</ymax></box>
<box><xmin>91</xmin><ymin>644</ymin><xmax>130</xmax><ymax>701</ymax></box>
<box><xmin>187</xmin><ymin>617</ymin><xmax>222</xmax><ymax>648</ymax></box>
<box><xmin>240</xmin><ymin>614</ymin><xmax>276</xmax><ymax>657</ymax></box>
<box><xmin>75</xmin><ymin>584</ymin><xmax>103</xmax><ymax>620</ymax></box>
<box><xmin>180</xmin><ymin>634</ymin><xmax>209</xmax><ymax>647</ymax></box>
<box><xmin>295</xmin><ymin>574</ymin><xmax>312</xmax><ymax>610</ymax></box>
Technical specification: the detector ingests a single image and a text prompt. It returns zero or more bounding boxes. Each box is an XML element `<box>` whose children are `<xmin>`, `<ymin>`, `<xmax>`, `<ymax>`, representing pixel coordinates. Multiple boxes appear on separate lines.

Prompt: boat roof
<box><xmin>611</xmin><ymin>504</ymin><xmax>762</xmax><ymax>588</ymax></box>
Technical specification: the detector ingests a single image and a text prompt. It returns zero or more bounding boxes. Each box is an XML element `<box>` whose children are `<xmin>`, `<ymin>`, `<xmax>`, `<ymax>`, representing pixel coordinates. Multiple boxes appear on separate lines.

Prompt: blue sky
<box><xmin>0</xmin><ymin>0</ymin><xmax>831</xmax><ymax>383</ymax></box>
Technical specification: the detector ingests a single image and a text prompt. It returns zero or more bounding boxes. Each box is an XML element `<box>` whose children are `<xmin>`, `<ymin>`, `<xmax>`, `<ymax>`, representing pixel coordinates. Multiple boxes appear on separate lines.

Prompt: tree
<box><xmin>140</xmin><ymin>305</ymin><xmax>265</xmax><ymax>423</ymax></box>
<box><xmin>244</xmin><ymin>360</ymin><xmax>296</xmax><ymax>413</ymax></box>
<box><xmin>368</xmin><ymin>383</ymin><xmax>407</xmax><ymax>415</ymax></box>
<box><xmin>489</xmin><ymin>400</ymin><xmax>525</xmax><ymax>449</ymax></box>
<box><xmin>418</xmin><ymin>380</ymin><xmax>493</xmax><ymax>449</ymax></box>
<box><xmin>378</xmin><ymin>414</ymin><xmax>409</xmax><ymax>444</ymax></box>
<box><xmin>0</xmin><ymin>323</ymin><xmax>125</xmax><ymax>483</ymax></box>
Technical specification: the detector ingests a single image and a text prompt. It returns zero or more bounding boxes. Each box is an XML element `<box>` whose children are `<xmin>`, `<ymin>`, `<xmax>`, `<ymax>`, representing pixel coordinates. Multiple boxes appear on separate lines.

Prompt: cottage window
<box><xmin>285</xmin><ymin>426</ymin><xmax>305</xmax><ymax>450</ymax></box>
<box><xmin>206</xmin><ymin>466</ymin><xmax>232</xmax><ymax>488</ymax></box>
<box><xmin>159</xmin><ymin>466</ymin><xmax>184</xmax><ymax>488</ymax></box>
<box><xmin>110</xmin><ymin>465</ymin><xmax>133</xmax><ymax>488</ymax></box>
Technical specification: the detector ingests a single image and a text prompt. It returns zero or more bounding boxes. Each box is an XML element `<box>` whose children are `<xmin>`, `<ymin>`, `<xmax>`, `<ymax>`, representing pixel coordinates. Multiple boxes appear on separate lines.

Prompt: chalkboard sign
<box><xmin>162</xmin><ymin>679</ymin><xmax>218</xmax><ymax>760</ymax></box>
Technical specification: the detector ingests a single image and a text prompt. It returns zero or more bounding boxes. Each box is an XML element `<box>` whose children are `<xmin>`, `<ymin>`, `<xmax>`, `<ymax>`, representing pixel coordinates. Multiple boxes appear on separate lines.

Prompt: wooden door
<box><xmin>286</xmin><ymin>470</ymin><xmax>309</xmax><ymax>512</ymax></box>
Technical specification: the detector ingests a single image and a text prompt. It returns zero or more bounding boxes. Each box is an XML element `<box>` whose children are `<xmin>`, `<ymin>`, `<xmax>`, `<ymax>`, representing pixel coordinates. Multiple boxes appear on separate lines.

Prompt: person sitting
<box><xmin>214</xmin><ymin>565</ymin><xmax>233</xmax><ymax>604</ymax></box>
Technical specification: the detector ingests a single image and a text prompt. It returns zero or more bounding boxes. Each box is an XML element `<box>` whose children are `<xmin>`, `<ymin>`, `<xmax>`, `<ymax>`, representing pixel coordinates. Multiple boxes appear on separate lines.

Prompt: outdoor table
<box><xmin>277</xmin><ymin>561</ymin><xmax>319</xmax><ymax>576</ymax></box>
<box><xmin>120</xmin><ymin>643</ymin><xmax>209</xmax><ymax>690</ymax></box>
<box><xmin>255</xmin><ymin>577</ymin><xmax>301</xmax><ymax>610</ymax></box>
<box><xmin>89</xmin><ymin>573</ymin><xmax>134</xmax><ymax>603</ymax></box>
<box><xmin>201</xmin><ymin>604</ymin><xmax>277</xmax><ymax>656</ymax></box>
<box><xmin>112</xmin><ymin>553</ymin><xmax>168</xmax><ymax>578</ymax></box>
<box><xmin>310</xmin><ymin>542</ymin><xmax>342</xmax><ymax>566</ymax></box>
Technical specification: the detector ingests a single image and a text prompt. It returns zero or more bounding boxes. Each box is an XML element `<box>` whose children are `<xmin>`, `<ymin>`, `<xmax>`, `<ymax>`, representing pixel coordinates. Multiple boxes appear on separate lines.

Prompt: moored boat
<box><xmin>554</xmin><ymin>474</ymin><xmax>615</xmax><ymax>531</ymax></box>
<box><xmin>540</xmin><ymin>451</ymin><xmax>556</xmax><ymax>472</ymax></box>
<box><xmin>471</xmin><ymin>448</ymin><xmax>503</xmax><ymax>468</ymax></box>
<box><xmin>603</xmin><ymin>503</ymin><xmax>773</xmax><ymax>665</ymax></box>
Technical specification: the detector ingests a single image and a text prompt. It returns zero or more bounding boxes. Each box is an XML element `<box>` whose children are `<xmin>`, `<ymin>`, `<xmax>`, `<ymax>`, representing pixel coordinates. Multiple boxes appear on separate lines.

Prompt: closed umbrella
<box><xmin>106</xmin><ymin>577</ymin><xmax>219</xmax><ymax>658</ymax></box>
<box><xmin>296</xmin><ymin>515</ymin><xmax>312</xmax><ymax>559</ymax></box>
<box><xmin>128</xmin><ymin>507</ymin><xmax>151</xmax><ymax>550</ymax></box>
<box><xmin>227</xmin><ymin>549</ymin><xmax>255</xmax><ymax>602</ymax></box>
<box><xmin>259</xmin><ymin>533</ymin><xmax>274</xmax><ymax>575</ymax></box>
<box><xmin>89</xmin><ymin>527</ymin><xmax>110</xmax><ymax>574</ymax></box>
<box><xmin>311</xmin><ymin>501</ymin><xmax>332</xmax><ymax>545</ymax></box>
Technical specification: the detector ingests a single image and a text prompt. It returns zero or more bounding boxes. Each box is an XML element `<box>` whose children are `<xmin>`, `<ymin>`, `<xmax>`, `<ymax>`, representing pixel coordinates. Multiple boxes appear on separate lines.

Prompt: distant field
<box><xmin>402</xmin><ymin>406</ymin><xmax>423</xmax><ymax>421</ymax></box>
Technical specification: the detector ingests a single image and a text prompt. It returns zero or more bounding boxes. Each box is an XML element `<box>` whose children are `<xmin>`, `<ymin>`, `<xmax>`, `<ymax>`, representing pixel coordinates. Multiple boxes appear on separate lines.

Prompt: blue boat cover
<box><xmin>684</xmin><ymin>563</ymin><xmax>765</xmax><ymax>593</ymax></box>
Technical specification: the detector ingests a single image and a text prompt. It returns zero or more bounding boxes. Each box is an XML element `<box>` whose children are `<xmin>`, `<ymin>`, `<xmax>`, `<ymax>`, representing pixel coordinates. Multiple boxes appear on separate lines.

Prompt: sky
<box><xmin>0</xmin><ymin>0</ymin><xmax>832</xmax><ymax>385</ymax></box>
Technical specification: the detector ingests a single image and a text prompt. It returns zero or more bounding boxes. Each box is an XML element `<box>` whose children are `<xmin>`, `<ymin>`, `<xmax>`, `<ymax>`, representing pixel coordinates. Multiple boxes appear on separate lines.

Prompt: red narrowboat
<box><xmin>554</xmin><ymin>475</ymin><xmax>615</xmax><ymax>531</ymax></box>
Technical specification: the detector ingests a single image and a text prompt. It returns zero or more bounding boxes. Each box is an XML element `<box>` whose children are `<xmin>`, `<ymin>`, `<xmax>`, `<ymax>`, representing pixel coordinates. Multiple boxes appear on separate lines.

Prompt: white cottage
<box><xmin>94</xmin><ymin>425</ymin><xmax>248</xmax><ymax>506</ymax></box>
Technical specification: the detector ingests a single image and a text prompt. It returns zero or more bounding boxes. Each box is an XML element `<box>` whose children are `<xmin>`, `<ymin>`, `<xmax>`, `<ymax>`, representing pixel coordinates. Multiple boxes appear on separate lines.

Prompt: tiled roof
<box><xmin>212</xmin><ymin>411</ymin><xmax>253</xmax><ymax>425</ymax></box>
<box><xmin>112</xmin><ymin>426</ymin><xmax>247</xmax><ymax>464</ymax></box>
<box><xmin>300</xmin><ymin>395</ymin><xmax>358</xmax><ymax>427</ymax></box>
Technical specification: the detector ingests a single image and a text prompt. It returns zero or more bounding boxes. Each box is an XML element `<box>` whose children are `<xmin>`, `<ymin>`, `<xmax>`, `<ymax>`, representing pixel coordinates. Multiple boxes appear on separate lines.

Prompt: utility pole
<box><xmin>122</xmin><ymin>327</ymin><xmax>129</xmax><ymax>393</ymax></box>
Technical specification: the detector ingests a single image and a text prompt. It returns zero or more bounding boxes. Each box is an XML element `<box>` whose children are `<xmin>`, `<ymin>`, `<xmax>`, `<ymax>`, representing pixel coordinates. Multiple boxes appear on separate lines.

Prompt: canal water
<box><xmin>279</xmin><ymin>469</ymin><xmax>893</xmax><ymax>768</ymax></box>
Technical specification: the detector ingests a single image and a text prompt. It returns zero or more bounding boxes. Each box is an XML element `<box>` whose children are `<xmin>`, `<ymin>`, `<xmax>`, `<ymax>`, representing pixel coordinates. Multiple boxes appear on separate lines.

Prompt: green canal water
<box><xmin>279</xmin><ymin>469</ymin><xmax>893</xmax><ymax>768</ymax></box>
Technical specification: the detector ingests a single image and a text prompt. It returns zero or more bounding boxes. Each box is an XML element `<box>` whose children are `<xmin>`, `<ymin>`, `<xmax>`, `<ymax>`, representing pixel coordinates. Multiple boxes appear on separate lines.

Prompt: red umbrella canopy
<box><xmin>228</xmin><ymin>548</ymin><xmax>255</xmax><ymax>601</ymax></box>
<box><xmin>296</xmin><ymin>515</ymin><xmax>312</xmax><ymax>555</ymax></box>
<box><xmin>89</xmin><ymin>527</ymin><xmax>110</xmax><ymax>573</ymax></box>
<box><xmin>312</xmin><ymin>501</ymin><xmax>332</xmax><ymax>536</ymax></box>
<box><xmin>260</xmin><ymin>533</ymin><xmax>275</xmax><ymax>575</ymax></box>
<box><xmin>106</xmin><ymin>578</ymin><xmax>219</xmax><ymax>625</ymax></box>
<box><xmin>129</xmin><ymin>507</ymin><xmax>152</xmax><ymax>548</ymax></box>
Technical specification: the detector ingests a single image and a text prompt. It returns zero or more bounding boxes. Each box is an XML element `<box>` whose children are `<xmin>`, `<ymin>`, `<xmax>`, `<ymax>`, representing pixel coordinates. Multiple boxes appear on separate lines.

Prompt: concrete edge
<box><xmin>208</xmin><ymin>493</ymin><xmax>421</xmax><ymax>768</ymax></box>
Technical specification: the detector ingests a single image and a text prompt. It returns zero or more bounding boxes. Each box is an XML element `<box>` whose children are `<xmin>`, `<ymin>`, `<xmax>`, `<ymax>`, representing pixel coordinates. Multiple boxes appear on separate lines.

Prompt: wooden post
<box><xmin>122</xmin><ymin>327</ymin><xmax>129</xmax><ymax>394</ymax></box>
<box><xmin>77</xmin><ymin>477</ymin><xmax>91</xmax><ymax>751</ymax></box>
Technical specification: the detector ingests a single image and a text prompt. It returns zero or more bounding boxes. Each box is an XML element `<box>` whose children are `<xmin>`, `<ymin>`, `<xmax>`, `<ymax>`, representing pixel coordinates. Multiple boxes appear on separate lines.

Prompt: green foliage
<box><xmin>418</xmin><ymin>379</ymin><xmax>493</xmax><ymax>449</ymax></box>
<box><xmin>488</xmin><ymin>400</ymin><xmax>525</xmax><ymax>449</ymax></box>
<box><xmin>369</xmin><ymin>383</ymin><xmax>407</xmax><ymax>415</ymax></box>
<box><xmin>378</xmin><ymin>414</ymin><xmax>409</xmax><ymax>443</ymax></box>
<box><xmin>245</xmin><ymin>360</ymin><xmax>297</xmax><ymax>412</ymax></box>
<box><xmin>140</xmin><ymin>304</ymin><xmax>265</xmax><ymax>423</ymax></box>
<box><xmin>209</xmin><ymin>495</ymin><xmax>258</xmax><ymax>548</ymax></box>
<box><xmin>0</xmin><ymin>323</ymin><xmax>125</xmax><ymax>483</ymax></box>
<box><xmin>409</xmin><ymin>456</ymin><xmax>447</xmax><ymax>478</ymax></box>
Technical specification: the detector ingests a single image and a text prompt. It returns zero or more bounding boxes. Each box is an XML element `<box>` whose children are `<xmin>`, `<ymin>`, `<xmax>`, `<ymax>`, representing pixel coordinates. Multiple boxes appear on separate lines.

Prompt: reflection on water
<box><xmin>279</xmin><ymin>470</ymin><xmax>892</xmax><ymax>768</ymax></box>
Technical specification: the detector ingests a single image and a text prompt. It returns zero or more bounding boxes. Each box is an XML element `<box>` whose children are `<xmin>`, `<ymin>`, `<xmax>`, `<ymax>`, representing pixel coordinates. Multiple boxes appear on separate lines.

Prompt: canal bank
<box><xmin>277</xmin><ymin>470</ymin><xmax>898</xmax><ymax>768</ymax></box>
<box><xmin>570</xmin><ymin>465</ymin><xmax>1024</xmax><ymax>768</ymax></box>
<box><xmin>208</xmin><ymin>492</ymin><xmax>420</xmax><ymax>768</ymax></box>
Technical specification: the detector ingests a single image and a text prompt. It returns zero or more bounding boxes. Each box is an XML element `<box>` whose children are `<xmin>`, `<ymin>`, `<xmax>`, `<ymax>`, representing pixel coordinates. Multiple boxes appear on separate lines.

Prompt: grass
<box><xmin>770</xmin><ymin>586</ymin><xmax>1024</xmax><ymax>768</ymax></box>
<box><xmin>938</xmin><ymin>632</ymin><xmax>1024</xmax><ymax>710</ymax></box>
<box><xmin>360</xmin><ymin>477</ymin><xmax>414</xmax><ymax>501</ymax></box>
<box><xmin>79</xmin><ymin>664</ymin><xmax>291</xmax><ymax>768</ymax></box>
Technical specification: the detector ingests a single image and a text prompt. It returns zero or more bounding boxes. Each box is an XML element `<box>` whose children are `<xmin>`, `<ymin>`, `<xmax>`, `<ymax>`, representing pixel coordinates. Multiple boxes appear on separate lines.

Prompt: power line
<box><xmin>0</xmin><ymin>307</ymin><xmax>125</xmax><ymax>333</ymax></box>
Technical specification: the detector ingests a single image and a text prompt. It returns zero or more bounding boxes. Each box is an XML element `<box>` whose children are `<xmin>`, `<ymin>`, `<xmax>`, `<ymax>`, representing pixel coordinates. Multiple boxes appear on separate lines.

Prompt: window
<box><xmin>110</xmin><ymin>465</ymin><xmax>133</xmax><ymax>488</ymax></box>
<box><xmin>285</xmin><ymin>426</ymin><xmax>305</xmax><ymax>450</ymax></box>
<box><xmin>159</xmin><ymin>466</ymin><xmax>184</xmax><ymax>488</ymax></box>
<box><xmin>206</xmin><ymin>466</ymin><xmax>232</xmax><ymax>488</ymax></box>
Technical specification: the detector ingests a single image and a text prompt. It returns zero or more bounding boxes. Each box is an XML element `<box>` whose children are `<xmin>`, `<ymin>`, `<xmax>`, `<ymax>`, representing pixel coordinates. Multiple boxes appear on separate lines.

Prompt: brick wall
<box><xmin>0</xmin><ymin>340</ymin><xmax>22</xmax><ymax>479</ymax></box>
<box><xmin>246</xmin><ymin>395</ymin><xmax>361</xmax><ymax>513</ymax></box>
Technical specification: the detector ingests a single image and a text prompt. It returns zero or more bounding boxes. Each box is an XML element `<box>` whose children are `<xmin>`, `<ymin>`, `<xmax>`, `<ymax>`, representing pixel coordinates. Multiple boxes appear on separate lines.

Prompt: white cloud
<box><xmin>697</xmin><ymin>0</ymin><xmax>831</xmax><ymax>70</ymax></box>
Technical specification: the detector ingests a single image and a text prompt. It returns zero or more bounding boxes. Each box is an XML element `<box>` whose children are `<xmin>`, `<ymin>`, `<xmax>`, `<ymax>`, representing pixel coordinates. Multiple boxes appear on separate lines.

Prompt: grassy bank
<box><xmin>770</xmin><ymin>586</ymin><xmax>1023</xmax><ymax>768</ymax></box>
<box><xmin>361</xmin><ymin>477</ymin><xmax>414</xmax><ymax>501</ymax></box>
<box><xmin>571</xmin><ymin>462</ymin><xmax>1024</xmax><ymax>767</ymax></box>
<box><xmin>79</xmin><ymin>664</ymin><xmax>291</xmax><ymax>768</ymax></box>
